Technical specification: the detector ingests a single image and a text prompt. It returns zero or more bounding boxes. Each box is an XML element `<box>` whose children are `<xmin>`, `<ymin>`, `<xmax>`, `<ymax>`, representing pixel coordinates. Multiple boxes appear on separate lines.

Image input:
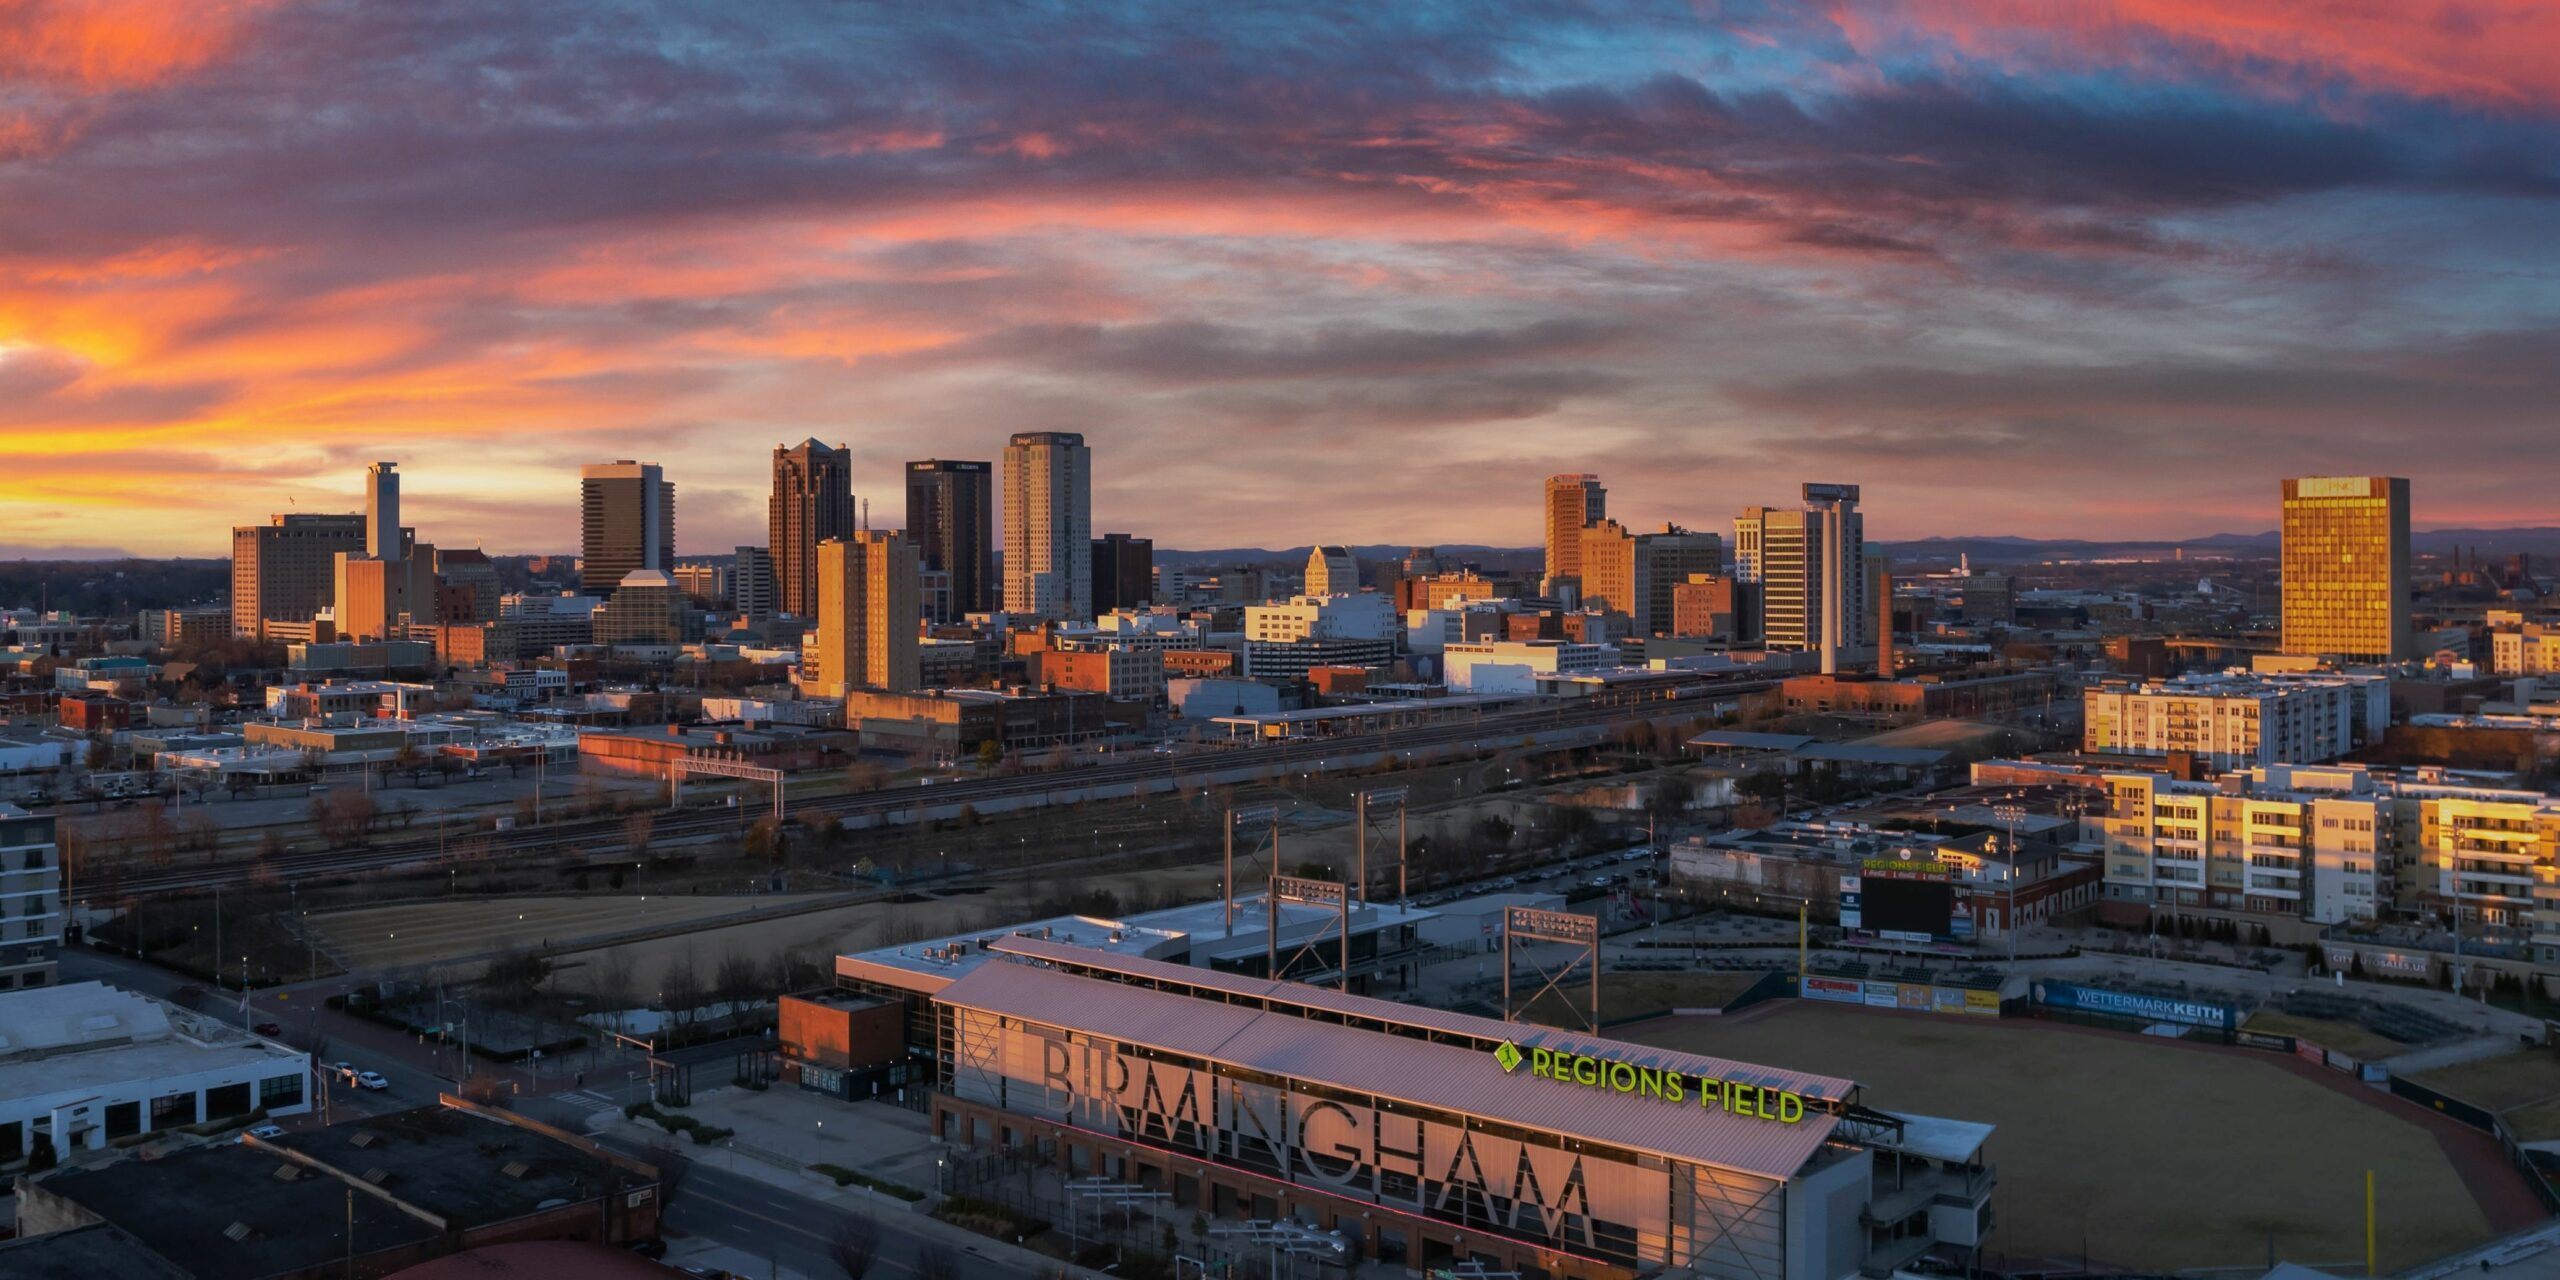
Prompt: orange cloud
<box><xmin>0</xmin><ymin>0</ymin><xmax>275</xmax><ymax>89</ymax></box>
<box><xmin>1851</xmin><ymin>0</ymin><xmax>2560</xmax><ymax>110</ymax></box>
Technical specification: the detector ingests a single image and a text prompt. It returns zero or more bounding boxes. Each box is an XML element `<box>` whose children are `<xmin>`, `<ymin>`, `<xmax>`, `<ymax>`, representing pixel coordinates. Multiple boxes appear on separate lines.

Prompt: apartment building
<box><xmin>2488</xmin><ymin>612</ymin><xmax>2560</xmax><ymax>676</ymax></box>
<box><xmin>2082</xmin><ymin>672</ymin><xmax>2379</xmax><ymax>769</ymax></box>
<box><xmin>2095</xmin><ymin>766</ymin><xmax>2389</xmax><ymax>926</ymax></box>
<box><xmin>0</xmin><ymin>804</ymin><xmax>60</xmax><ymax>991</ymax></box>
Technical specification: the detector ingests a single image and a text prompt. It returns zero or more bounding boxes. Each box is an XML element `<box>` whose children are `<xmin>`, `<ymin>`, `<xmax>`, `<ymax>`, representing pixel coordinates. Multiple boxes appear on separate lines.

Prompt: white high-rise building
<box><xmin>1002</xmin><ymin>432</ymin><xmax>1092</xmax><ymax>621</ymax></box>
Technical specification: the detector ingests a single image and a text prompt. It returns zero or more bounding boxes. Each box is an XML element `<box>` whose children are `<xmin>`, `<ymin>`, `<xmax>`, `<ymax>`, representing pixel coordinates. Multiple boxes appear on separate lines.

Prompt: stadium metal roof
<box><xmin>944</xmin><ymin>943</ymin><xmax>1855</xmax><ymax>1181</ymax></box>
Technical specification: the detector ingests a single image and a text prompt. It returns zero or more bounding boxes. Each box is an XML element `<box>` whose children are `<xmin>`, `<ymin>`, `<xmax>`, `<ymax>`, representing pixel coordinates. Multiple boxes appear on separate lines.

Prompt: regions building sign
<box><xmin>1496</xmin><ymin>1042</ymin><xmax>1809</xmax><ymax>1124</ymax></box>
<box><xmin>1861</xmin><ymin>858</ymin><xmax>1950</xmax><ymax>881</ymax></box>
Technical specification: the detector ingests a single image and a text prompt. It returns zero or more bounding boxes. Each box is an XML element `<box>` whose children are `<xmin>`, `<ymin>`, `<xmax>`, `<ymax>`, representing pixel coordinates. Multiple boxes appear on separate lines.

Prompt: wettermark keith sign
<box><xmin>1495</xmin><ymin>1041</ymin><xmax>1809</xmax><ymax>1123</ymax></box>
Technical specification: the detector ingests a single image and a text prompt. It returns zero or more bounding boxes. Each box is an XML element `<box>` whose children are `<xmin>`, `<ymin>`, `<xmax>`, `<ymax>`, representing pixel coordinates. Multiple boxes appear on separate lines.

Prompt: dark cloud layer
<box><xmin>2</xmin><ymin>0</ymin><xmax>2555</xmax><ymax>552</ymax></box>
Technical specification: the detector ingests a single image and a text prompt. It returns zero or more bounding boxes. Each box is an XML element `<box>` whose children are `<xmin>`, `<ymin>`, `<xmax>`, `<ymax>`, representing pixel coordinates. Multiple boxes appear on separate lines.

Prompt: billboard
<box><xmin>1861</xmin><ymin>877</ymin><xmax>1954</xmax><ymax>939</ymax></box>
<box><xmin>2030</xmin><ymin>980</ymin><xmax>2234</xmax><ymax>1030</ymax></box>
<box><xmin>1803</xmin><ymin>976</ymin><xmax>1863</xmax><ymax>1004</ymax></box>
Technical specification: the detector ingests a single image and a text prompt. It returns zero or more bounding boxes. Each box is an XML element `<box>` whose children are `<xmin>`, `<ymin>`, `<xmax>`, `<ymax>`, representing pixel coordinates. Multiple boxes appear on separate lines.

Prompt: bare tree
<box><xmin>645</xmin><ymin>1139</ymin><xmax>691</xmax><ymax>1206</ymax></box>
<box><xmin>587</xmin><ymin>946</ymin><xmax>637</xmax><ymax>1034</ymax></box>
<box><xmin>913</xmin><ymin>1243</ymin><xmax>960</xmax><ymax>1280</ymax></box>
<box><xmin>659</xmin><ymin>948</ymin><xmax>703</xmax><ymax>1032</ymax></box>
<box><xmin>830</xmin><ymin>1214</ymin><xmax>881</xmax><ymax>1279</ymax></box>
<box><xmin>713</xmin><ymin>948</ymin><xmax>763</xmax><ymax>1008</ymax></box>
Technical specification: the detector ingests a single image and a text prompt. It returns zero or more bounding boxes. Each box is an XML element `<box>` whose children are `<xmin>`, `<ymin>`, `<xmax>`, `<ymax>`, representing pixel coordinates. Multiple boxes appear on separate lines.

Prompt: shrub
<box><xmin>809</xmin><ymin>1163</ymin><xmax>927</xmax><ymax>1200</ymax></box>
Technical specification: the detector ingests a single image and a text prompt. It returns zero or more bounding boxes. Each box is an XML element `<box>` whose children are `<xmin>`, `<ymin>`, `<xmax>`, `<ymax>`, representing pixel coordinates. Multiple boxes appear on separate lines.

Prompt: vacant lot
<box><xmin>1624</xmin><ymin>1003</ymin><xmax>2493</xmax><ymax>1273</ymax></box>
<box><xmin>309</xmin><ymin>893</ymin><xmax>836</xmax><ymax>973</ymax></box>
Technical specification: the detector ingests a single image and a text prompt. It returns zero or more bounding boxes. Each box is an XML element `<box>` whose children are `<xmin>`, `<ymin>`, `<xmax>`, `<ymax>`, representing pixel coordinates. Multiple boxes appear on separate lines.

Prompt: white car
<box><xmin>239</xmin><ymin>1123</ymin><xmax>285</xmax><ymax>1142</ymax></box>
<box><xmin>353</xmin><ymin>1071</ymin><xmax>391</xmax><ymax>1091</ymax></box>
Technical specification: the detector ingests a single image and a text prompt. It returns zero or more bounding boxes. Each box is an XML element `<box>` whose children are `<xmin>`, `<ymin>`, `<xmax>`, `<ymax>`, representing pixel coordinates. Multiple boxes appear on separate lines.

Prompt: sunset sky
<box><xmin>2</xmin><ymin>0</ymin><xmax>2554</xmax><ymax>558</ymax></box>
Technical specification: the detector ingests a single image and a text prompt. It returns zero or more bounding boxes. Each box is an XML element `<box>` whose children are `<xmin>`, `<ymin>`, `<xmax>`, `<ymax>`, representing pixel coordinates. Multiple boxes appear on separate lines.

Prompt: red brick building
<box><xmin>58</xmin><ymin>692</ymin><xmax>131</xmax><ymax>734</ymax></box>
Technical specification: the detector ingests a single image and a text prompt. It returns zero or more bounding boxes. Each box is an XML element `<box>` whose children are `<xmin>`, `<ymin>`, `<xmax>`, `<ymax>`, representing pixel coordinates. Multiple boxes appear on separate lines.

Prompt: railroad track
<box><xmin>85</xmin><ymin>678</ymin><xmax>1769</xmax><ymax>900</ymax></box>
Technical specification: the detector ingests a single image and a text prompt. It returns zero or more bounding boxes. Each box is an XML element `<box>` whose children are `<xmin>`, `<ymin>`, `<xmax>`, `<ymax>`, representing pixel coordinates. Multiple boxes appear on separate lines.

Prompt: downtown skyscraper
<box><xmin>1542</xmin><ymin>473</ymin><xmax>1606</xmax><ymax>588</ymax></box>
<box><xmin>2281</xmin><ymin>476</ymin><xmax>2412</xmax><ymax>663</ymax></box>
<box><xmin>770</xmin><ymin>439</ymin><xmax>856</xmax><ymax>619</ymax></box>
<box><xmin>579</xmin><ymin>460</ymin><xmax>675</xmax><ymax>597</ymax></box>
<box><xmin>1003</xmin><ymin>432</ymin><xmax>1092</xmax><ymax>621</ymax></box>
<box><xmin>905</xmin><ymin>459</ymin><xmax>993</xmax><ymax>616</ymax></box>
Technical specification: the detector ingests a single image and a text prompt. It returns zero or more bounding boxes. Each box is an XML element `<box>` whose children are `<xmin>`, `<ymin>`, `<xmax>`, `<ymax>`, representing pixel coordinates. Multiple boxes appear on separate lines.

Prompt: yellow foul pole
<box><xmin>2366</xmin><ymin>1168</ymin><xmax>2376</xmax><ymax>1276</ymax></box>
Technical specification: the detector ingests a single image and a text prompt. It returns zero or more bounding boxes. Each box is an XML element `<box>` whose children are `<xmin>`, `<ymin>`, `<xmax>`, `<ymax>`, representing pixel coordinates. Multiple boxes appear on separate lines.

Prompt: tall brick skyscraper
<box><xmin>769</xmin><ymin>439</ymin><xmax>855</xmax><ymax>618</ymax></box>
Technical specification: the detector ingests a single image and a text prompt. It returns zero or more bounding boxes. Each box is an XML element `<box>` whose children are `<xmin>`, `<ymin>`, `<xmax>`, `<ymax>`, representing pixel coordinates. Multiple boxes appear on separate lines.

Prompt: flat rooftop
<box><xmin>840</xmin><ymin>891</ymin><xmax>1434</xmax><ymax>992</ymax></box>
<box><xmin>938</xmin><ymin>942</ymin><xmax>1872</xmax><ymax>1181</ymax></box>
<box><xmin>29</xmin><ymin>1143</ymin><xmax>437</xmax><ymax>1280</ymax></box>
<box><xmin>265</xmin><ymin>1105</ymin><xmax>634</xmax><ymax>1227</ymax></box>
<box><xmin>0</xmin><ymin>982</ymin><xmax>304</xmax><ymax>1108</ymax></box>
<box><xmin>0</xmin><ymin>1222</ymin><xmax>190</xmax><ymax>1280</ymax></box>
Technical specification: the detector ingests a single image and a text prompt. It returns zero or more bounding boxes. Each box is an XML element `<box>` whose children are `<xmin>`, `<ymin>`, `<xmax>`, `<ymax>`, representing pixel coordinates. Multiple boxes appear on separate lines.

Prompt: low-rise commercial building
<box><xmin>843</xmin><ymin>687</ymin><xmax>1107</xmax><ymax>758</ymax></box>
<box><xmin>1029</xmin><ymin>647</ymin><xmax>1166</xmax><ymax>701</ymax></box>
<box><xmin>0</xmin><ymin>982</ymin><xmax>311</xmax><ymax>1164</ymax></box>
<box><xmin>1443</xmin><ymin>639</ymin><xmax>1610</xmax><ymax>694</ymax></box>
<box><xmin>11</xmin><ymin>1099</ymin><xmax>660</xmax><ymax>1276</ymax></box>
<box><xmin>1774</xmin><ymin>669</ymin><xmax>2056</xmax><ymax>721</ymax></box>
<box><xmin>578</xmin><ymin>722</ymin><xmax>857</xmax><ymax>778</ymax></box>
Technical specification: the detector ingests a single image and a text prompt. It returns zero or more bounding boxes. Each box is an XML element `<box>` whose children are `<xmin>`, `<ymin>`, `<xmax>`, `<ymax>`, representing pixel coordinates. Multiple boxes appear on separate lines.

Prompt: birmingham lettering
<box><xmin>1520</xmin><ymin>1047</ymin><xmax>1806</xmax><ymax>1124</ymax></box>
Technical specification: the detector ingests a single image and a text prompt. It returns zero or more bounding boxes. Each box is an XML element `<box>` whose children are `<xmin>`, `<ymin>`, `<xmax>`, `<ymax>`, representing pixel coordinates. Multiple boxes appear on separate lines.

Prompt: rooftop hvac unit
<box><xmin>224</xmin><ymin>1222</ymin><xmax>256</xmax><ymax>1243</ymax></box>
<box><xmin>362</xmin><ymin>1168</ymin><xmax>390</xmax><ymax>1186</ymax></box>
<box><xmin>500</xmin><ymin>1160</ymin><xmax>531</xmax><ymax>1179</ymax></box>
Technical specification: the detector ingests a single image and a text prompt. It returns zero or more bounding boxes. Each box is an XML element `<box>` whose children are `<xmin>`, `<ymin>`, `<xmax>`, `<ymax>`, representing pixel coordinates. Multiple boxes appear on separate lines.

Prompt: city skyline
<box><xmin>3</xmin><ymin>3</ymin><xmax>2553</xmax><ymax>557</ymax></box>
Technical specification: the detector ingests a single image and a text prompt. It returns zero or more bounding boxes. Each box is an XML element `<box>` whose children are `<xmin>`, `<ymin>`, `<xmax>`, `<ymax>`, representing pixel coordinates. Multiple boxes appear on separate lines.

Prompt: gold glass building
<box><xmin>2279</xmin><ymin>476</ymin><xmax>2410</xmax><ymax>663</ymax></box>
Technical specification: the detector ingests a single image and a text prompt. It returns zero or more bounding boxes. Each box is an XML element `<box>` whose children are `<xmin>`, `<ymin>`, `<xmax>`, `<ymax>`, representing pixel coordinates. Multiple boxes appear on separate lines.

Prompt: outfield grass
<box><xmin>1622</xmin><ymin>1002</ymin><xmax>2493</xmax><ymax>1272</ymax></box>
<box><xmin>2243</xmin><ymin>1010</ymin><xmax>2406</xmax><ymax>1062</ymax></box>
<box><xmin>2414</xmin><ymin>1051</ymin><xmax>2560</xmax><ymax>1115</ymax></box>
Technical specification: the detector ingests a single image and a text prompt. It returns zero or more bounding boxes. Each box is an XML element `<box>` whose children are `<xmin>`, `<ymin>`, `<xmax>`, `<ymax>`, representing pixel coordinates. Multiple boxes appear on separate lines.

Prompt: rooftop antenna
<box><xmin>861</xmin><ymin>498</ymin><xmax>870</xmax><ymax>533</ymax></box>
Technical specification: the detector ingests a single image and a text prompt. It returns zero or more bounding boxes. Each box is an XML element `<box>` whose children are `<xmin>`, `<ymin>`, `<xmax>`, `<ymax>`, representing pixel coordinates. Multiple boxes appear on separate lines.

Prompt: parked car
<box><xmin>241</xmin><ymin>1123</ymin><xmax>284</xmax><ymax>1142</ymax></box>
<box><xmin>327</xmin><ymin>1061</ymin><xmax>356</xmax><ymax>1083</ymax></box>
<box><xmin>354</xmin><ymin>1071</ymin><xmax>391</xmax><ymax>1091</ymax></box>
<box><xmin>253</xmin><ymin>1022</ymin><xmax>282</xmax><ymax>1037</ymax></box>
